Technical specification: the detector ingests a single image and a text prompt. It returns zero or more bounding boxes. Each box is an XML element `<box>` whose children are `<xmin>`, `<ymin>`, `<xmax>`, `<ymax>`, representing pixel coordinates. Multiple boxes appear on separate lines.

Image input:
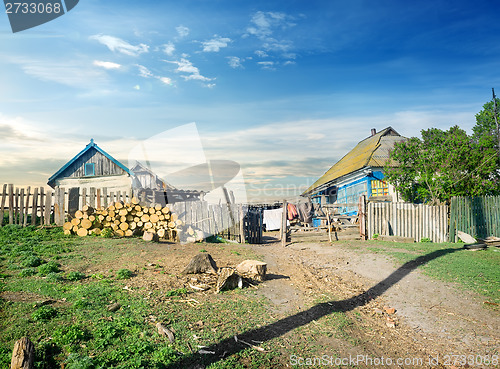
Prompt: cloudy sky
<box><xmin>1</xmin><ymin>0</ymin><xmax>499</xmax><ymax>201</ymax></box>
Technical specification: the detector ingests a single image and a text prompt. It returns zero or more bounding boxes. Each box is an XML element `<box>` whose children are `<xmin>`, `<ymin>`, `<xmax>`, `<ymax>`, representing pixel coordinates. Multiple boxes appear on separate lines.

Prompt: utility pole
<box><xmin>492</xmin><ymin>88</ymin><xmax>500</xmax><ymax>160</ymax></box>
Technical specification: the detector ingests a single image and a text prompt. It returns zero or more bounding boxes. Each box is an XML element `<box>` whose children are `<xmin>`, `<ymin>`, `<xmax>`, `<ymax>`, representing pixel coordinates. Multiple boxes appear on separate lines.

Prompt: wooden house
<box><xmin>303</xmin><ymin>127</ymin><xmax>407</xmax><ymax>215</ymax></box>
<box><xmin>48</xmin><ymin>139</ymin><xmax>205</xmax><ymax>204</ymax></box>
<box><xmin>47</xmin><ymin>139</ymin><xmax>131</xmax><ymax>192</ymax></box>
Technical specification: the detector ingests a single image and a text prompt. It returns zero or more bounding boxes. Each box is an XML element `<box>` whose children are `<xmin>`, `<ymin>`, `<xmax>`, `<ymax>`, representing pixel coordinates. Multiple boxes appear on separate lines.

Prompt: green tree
<box><xmin>385</xmin><ymin>125</ymin><xmax>500</xmax><ymax>205</ymax></box>
<box><xmin>473</xmin><ymin>97</ymin><xmax>500</xmax><ymax>151</ymax></box>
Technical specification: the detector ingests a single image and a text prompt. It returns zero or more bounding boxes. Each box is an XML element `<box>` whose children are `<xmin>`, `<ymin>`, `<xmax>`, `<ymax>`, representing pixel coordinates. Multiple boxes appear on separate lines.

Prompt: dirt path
<box><xmin>248</xmin><ymin>241</ymin><xmax>499</xmax><ymax>366</ymax></box>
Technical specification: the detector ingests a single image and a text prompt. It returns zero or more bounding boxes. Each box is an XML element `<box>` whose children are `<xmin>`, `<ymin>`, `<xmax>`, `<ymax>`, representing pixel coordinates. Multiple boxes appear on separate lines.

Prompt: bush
<box><xmin>115</xmin><ymin>269</ymin><xmax>133</xmax><ymax>280</ymax></box>
<box><xmin>420</xmin><ymin>237</ymin><xmax>433</xmax><ymax>243</ymax></box>
<box><xmin>32</xmin><ymin>305</ymin><xmax>58</xmax><ymax>322</ymax></box>
<box><xmin>67</xmin><ymin>271</ymin><xmax>86</xmax><ymax>281</ymax></box>
<box><xmin>21</xmin><ymin>255</ymin><xmax>44</xmax><ymax>268</ymax></box>
<box><xmin>38</xmin><ymin>261</ymin><xmax>60</xmax><ymax>276</ymax></box>
<box><xmin>100</xmin><ymin>228</ymin><xmax>114</xmax><ymax>238</ymax></box>
<box><xmin>19</xmin><ymin>268</ymin><xmax>37</xmax><ymax>277</ymax></box>
<box><xmin>53</xmin><ymin>324</ymin><xmax>91</xmax><ymax>346</ymax></box>
<box><xmin>46</xmin><ymin>272</ymin><xmax>64</xmax><ymax>283</ymax></box>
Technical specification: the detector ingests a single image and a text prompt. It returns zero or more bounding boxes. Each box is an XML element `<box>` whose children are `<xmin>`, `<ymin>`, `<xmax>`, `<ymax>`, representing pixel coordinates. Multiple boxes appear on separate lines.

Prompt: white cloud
<box><xmin>202</xmin><ymin>36</ymin><xmax>232</xmax><ymax>52</ymax></box>
<box><xmin>257</xmin><ymin>61</ymin><xmax>275</xmax><ymax>70</ymax></box>
<box><xmin>133</xmin><ymin>85</ymin><xmax>140</xmax><ymax>90</ymax></box>
<box><xmin>227</xmin><ymin>56</ymin><xmax>243</xmax><ymax>68</ymax></box>
<box><xmin>90</xmin><ymin>34</ymin><xmax>149</xmax><ymax>56</ymax></box>
<box><xmin>176</xmin><ymin>25</ymin><xmax>190</xmax><ymax>38</ymax></box>
<box><xmin>255</xmin><ymin>50</ymin><xmax>268</xmax><ymax>58</ymax></box>
<box><xmin>246</xmin><ymin>11</ymin><xmax>295</xmax><ymax>40</ymax></box>
<box><xmin>21</xmin><ymin>60</ymin><xmax>108</xmax><ymax>88</ymax></box>
<box><xmin>93</xmin><ymin>60</ymin><xmax>121</xmax><ymax>70</ymax></box>
<box><xmin>165</xmin><ymin>58</ymin><xmax>213</xmax><ymax>83</ymax></box>
<box><xmin>136</xmin><ymin>64</ymin><xmax>154</xmax><ymax>78</ymax></box>
<box><xmin>163</xmin><ymin>42</ymin><xmax>175</xmax><ymax>56</ymax></box>
<box><xmin>157</xmin><ymin>76</ymin><xmax>173</xmax><ymax>85</ymax></box>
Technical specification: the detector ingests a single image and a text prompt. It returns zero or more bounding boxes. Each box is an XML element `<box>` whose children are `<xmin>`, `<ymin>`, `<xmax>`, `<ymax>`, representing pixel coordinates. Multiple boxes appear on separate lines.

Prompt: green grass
<box><xmin>0</xmin><ymin>226</ymin><xmax>328</xmax><ymax>368</ymax></box>
<box><xmin>343</xmin><ymin>240</ymin><xmax>500</xmax><ymax>303</ymax></box>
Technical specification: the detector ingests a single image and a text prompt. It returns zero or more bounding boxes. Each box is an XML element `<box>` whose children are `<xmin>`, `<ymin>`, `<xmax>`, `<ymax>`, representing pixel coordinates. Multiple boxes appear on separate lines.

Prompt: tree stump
<box><xmin>10</xmin><ymin>337</ymin><xmax>34</xmax><ymax>369</ymax></box>
<box><xmin>215</xmin><ymin>267</ymin><xmax>242</xmax><ymax>293</ymax></box>
<box><xmin>236</xmin><ymin>260</ymin><xmax>267</xmax><ymax>281</ymax></box>
<box><xmin>182</xmin><ymin>253</ymin><xmax>218</xmax><ymax>274</ymax></box>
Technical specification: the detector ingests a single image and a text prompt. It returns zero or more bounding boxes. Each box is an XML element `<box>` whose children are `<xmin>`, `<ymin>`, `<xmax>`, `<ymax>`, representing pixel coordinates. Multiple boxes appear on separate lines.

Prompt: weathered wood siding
<box><xmin>367</xmin><ymin>202</ymin><xmax>448</xmax><ymax>243</ymax></box>
<box><xmin>58</xmin><ymin>147</ymin><xmax>127</xmax><ymax>178</ymax></box>
<box><xmin>55</xmin><ymin>174</ymin><xmax>131</xmax><ymax>195</ymax></box>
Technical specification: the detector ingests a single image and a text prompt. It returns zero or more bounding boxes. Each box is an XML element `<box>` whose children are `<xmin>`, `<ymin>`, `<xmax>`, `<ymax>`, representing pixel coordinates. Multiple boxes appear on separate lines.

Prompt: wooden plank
<box><xmin>96</xmin><ymin>188</ymin><xmax>101</xmax><ymax>209</ymax></box>
<box><xmin>39</xmin><ymin>187</ymin><xmax>45</xmax><ymax>225</ymax></box>
<box><xmin>23</xmin><ymin>187</ymin><xmax>31</xmax><ymax>227</ymax></box>
<box><xmin>89</xmin><ymin>187</ymin><xmax>96</xmax><ymax>208</ymax></box>
<box><xmin>81</xmin><ymin>188</ymin><xmax>87</xmax><ymax>209</ymax></box>
<box><xmin>281</xmin><ymin>200</ymin><xmax>287</xmax><ymax>246</ymax></box>
<box><xmin>239</xmin><ymin>204</ymin><xmax>245</xmax><ymax>243</ymax></box>
<box><xmin>68</xmin><ymin>188</ymin><xmax>80</xmax><ymax>220</ymax></box>
<box><xmin>102</xmin><ymin>187</ymin><xmax>108</xmax><ymax>208</ymax></box>
<box><xmin>19</xmin><ymin>188</ymin><xmax>25</xmax><ymax>226</ymax></box>
<box><xmin>31</xmin><ymin>187</ymin><xmax>39</xmax><ymax>225</ymax></box>
<box><xmin>0</xmin><ymin>184</ymin><xmax>6</xmax><ymax>227</ymax></box>
<box><xmin>53</xmin><ymin>187</ymin><xmax>65</xmax><ymax>226</ymax></box>
<box><xmin>44</xmin><ymin>191</ymin><xmax>52</xmax><ymax>225</ymax></box>
<box><xmin>8</xmin><ymin>184</ymin><xmax>14</xmax><ymax>225</ymax></box>
<box><xmin>14</xmin><ymin>187</ymin><xmax>19</xmax><ymax>224</ymax></box>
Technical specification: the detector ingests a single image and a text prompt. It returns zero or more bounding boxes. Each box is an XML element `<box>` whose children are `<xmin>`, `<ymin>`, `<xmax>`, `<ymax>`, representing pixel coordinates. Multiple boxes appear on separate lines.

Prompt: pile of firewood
<box><xmin>62</xmin><ymin>197</ymin><xmax>191</xmax><ymax>240</ymax></box>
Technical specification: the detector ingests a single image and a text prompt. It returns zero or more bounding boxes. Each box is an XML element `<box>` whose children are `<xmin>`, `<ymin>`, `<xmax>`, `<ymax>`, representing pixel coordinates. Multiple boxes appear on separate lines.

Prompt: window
<box><xmin>84</xmin><ymin>163</ymin><xmax>95</xmax><ymax>176</ymax></box>
<box><xmin>371</xmin><ymin>180</ymin><xmax>388</xmax><ymax>197</ymax></box>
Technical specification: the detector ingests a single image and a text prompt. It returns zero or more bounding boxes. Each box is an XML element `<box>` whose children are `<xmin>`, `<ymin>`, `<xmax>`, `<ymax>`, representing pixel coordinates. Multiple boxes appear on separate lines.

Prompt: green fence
<box><xmin>449</xmin><ymin>196</ymin><xmax>500</xmax><ymax>242</ymax></box>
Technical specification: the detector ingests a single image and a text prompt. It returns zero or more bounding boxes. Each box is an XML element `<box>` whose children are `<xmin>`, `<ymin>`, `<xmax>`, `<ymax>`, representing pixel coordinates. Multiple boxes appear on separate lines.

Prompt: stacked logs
<box><xmin>62</xmin><ymin>197</ymin><xmax>186</xmax><ymax>240</ymax></box>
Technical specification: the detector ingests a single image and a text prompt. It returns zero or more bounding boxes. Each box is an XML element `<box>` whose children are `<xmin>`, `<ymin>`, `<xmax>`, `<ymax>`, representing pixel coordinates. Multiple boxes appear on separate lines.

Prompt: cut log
<box><xmin>119</xmin><ymin>222</ymin><xmax>129</xmax><ymax>231</ymax></box>
<box><xmin>71</xmin><ymin>218</ymin><xmax>80</xmax><ymax>226</ymax></box>
<box><xmin>149</xmin><ymin>214</ymin><xmax>159</xmax><ymax>223</ymax></box>
<box><xmin>131</xmin><ymin>197</ymin><xmax>140</xmax><ymax>205</ymax></box>
<box><xmin>74</xmin><ymin>210</ymin><xmax>84</xmax><ymax>219</ymax></box>
<box><xmin>142</xmin><ymin>231</ymin><xmax>159</xmax><ymax>242</ymax></box>
<box><xmin>182</xmin><ymin>253</ymin><xmax>218</xmax><ymax>274</ymax></box>
<box><xmin>77</xmin><ymin>228</ymin><xmax>88</xmax><ymax>237</ymax></box>
<box><xmin>215</xmin><ymin>267</ymin><xmax>242</xmax><ymax>293</ymax></box>
<box><xmin>63</xmin><ymin>222</ymin><xmax>73</xmax><ymax>231</ymax></box>
<box><xmin>235</xmin><ymin>260</ymin><xmax>267</xmax><ymax>282</ymax></box>
<box><xmin>10</xmin><ymin>336</ymin><xmax>35</xmax><ymax>369</ymax></box>
<box><xmin>80</xmin><ymin>219</ymin><xmax>93</xmax><ymax>230</ymax></box>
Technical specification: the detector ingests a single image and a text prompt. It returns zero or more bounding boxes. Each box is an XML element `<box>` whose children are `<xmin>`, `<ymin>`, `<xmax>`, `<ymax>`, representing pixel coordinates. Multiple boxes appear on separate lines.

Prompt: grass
<box><xmin>342</xmin><ymin>240</ymin><xmax>500</xmax><ymax>303</ymax></box>
<box><xmin>0</xmin><ymin>225</ymin><xmax>352</xmax><ymax>368</ymax></box>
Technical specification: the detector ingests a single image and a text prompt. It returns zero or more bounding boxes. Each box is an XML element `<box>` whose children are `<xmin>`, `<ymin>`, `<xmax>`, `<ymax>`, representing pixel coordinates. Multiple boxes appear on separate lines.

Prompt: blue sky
<box><xmin>1</xmin><ymin>0</ymin><xmax>500</xmax><ymax>201</ymax></box>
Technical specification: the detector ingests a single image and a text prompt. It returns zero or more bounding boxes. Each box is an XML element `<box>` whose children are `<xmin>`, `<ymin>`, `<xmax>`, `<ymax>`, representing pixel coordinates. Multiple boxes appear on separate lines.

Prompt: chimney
<box><xmin>371</xmin><ymin>128</ymin><xmax>376</xmax><ymax>136</ymax></box>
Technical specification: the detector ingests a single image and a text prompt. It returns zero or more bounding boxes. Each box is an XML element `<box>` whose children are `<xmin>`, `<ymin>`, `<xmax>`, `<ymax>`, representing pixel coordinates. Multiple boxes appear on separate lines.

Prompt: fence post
<box><xmin>23</xmin><ymin>187</ymin><xmax>31</xmax><ymax>227</ymax></box>
<box><xmin>281</xmin><ymin>200</ymin><xmax>288</xmax><ymax>247</ymax></box>
<box><xmin>39</xmin><ymin>187</ymin><xmax>45</xmax><ymax>225</ymax></box>
<box><xmin>0</xmin><ymin>184</ymin><xmax>6</xmax><ymax>227</ymax></box>
<box><xmin>358</xmin><ymin>195</ymin><xmax>367</xmax><ymax>240</ymax></box>
<box><xmin>44</xmin><ymin>191</ymin><xmax>52</xmax><ymax>225</ymax></box>
<box><xmin>53</xmin><ymin>187</ymin><xmax>65</xmax><ymax>226</ymax></box>
<box><xmin>8</xmin><ymin>184</ymin><xmax>14</xmax><ymax>225</ymax></box>
<box><xmin>31</xmin><ymin>187</ymin><xmax>39</xmax><ymax>226</ymax></box>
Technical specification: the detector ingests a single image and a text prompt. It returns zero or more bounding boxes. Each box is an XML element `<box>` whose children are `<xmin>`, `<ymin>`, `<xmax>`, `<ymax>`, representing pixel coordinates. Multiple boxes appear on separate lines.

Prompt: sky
<box><xmin>1</xmin><ymin>0</ymin><xmax>500</xmax><ymax>202</ymax></box>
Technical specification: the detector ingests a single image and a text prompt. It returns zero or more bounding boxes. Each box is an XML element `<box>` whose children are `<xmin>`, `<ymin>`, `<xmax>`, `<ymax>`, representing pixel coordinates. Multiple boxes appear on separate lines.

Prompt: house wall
<box><xmin>55</xmin><ymin>174</ymin><xmax>131</xmax><ymax>194</ymax></box>
<box><xmin>58</xmin><ymin>148</ymin><xmax>127</xmax><ymax>178</ymax></box>
<box><xmin>311</xmin><ymin>167</ymin><xmax>398</xmax><ymax>215</ymax></box>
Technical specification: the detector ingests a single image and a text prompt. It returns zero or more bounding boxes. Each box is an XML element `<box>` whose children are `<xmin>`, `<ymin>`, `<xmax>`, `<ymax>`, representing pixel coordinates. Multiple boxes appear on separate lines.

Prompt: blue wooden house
<box><xmin>303</xmin><ymin>127</ymin><xmax>407</xmax><ymax>215</ymax></box>
<box><xmin>47</xmin><ymin>139</ymin><xmax>131</xmax><ymax>192</ymax></box>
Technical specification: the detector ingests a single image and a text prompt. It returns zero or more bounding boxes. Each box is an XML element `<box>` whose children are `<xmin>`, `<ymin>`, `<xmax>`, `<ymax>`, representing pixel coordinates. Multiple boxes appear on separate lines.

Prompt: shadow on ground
<box><xmin>165</xmin><ymin>247</ymin><xmax>462</xmax><ymax>368</ymax></box>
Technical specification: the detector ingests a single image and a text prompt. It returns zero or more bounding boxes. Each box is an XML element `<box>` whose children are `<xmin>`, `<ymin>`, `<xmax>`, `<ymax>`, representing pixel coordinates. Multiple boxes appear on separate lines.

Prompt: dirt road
<box><xmin>248</xmin><ymin>239</ymin><xmax>499</xmax><ymax>367</ymax></box>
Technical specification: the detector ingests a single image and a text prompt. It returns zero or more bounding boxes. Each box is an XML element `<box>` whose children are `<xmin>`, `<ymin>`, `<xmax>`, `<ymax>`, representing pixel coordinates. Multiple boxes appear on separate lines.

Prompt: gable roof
<box><xmin>48</xmin><ymin>139</ymin><xmax>130</xmax><ymax>187</ymax></box>
<box><xmin>303</xmin><ymin>127</ymin><xmax>406</xmax><ymax>195</ymax></box>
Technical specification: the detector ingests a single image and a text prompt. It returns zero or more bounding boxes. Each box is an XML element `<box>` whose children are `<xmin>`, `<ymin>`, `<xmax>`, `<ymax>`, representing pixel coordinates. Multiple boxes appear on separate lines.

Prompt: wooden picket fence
<box><xmin>449</xmin><ymin>196</ymin><xmax>500</xmax><ymax>241</ymax></box>
<box><xmin>0</xmin><ymin>184</ymin><xmax>263</xmax><ymax>243</ymax></box>
<box><xmin>367</xmin><ymin>202</ymin><xmax>449</xmax><ymax>243</ymax></box>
